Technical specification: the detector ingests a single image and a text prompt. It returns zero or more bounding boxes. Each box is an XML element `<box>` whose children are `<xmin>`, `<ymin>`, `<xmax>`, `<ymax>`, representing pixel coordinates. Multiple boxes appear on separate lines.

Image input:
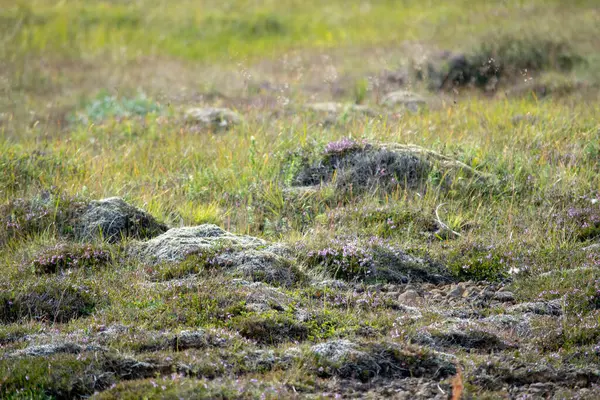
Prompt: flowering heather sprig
<box><xmin>307</xmin><ymin>239</ymin><xmax>375</xmax><ymax>281</ymax></box>
<box><xmin>324</xmin><ymin>138</ymin><xmax>365</xmax><ymax>155</ymax></box>
<box><xmin>30</xmin><ymin>243</ymin><xmax>111</xmax><ymax>274</ymax></box>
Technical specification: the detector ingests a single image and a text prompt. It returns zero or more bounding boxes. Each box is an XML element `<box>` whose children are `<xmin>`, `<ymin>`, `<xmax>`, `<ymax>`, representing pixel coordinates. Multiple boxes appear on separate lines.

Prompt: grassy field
<box><xmin>1</xmin><ymin>0</ymin><xmax>600</xmax><ymax>399</ymax></box>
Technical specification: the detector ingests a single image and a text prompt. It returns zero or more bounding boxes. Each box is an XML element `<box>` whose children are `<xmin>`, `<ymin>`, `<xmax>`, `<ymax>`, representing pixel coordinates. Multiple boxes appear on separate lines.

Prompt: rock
<box><xmin>494</xmin><ymin>291</ymin><xmax>516</xmax><ymax>303</ymax></box>
<box><xmin>381</xmin><ymin>90</ymin><xmax>427</xmax><ymax>111</ymax></box>
<box><xmin>398</xmin><ymin>290</ymin><xmax>424</xmax><ymax>307</ymax></box>
<box><xmin>131</xmin><ymin>224</ymin><xmax>266</xmax><ymax>264</ymax></box>
<box><xmin>75</xmin><ymin>197</ymin><xmax>167</xmax><ymax>243</ymax></box>
<box><xmin>184</xmin><ymin>107</ymin><xmax>241</xmax><ymax>129</ymax></box>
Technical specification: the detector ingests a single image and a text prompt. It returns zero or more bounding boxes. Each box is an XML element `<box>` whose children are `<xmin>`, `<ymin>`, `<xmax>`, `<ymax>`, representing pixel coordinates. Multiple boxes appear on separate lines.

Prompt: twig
<box><xmin>435</xmin><ymin>203</ymin><xmax>462</xmax><ymax>237</ymax></box>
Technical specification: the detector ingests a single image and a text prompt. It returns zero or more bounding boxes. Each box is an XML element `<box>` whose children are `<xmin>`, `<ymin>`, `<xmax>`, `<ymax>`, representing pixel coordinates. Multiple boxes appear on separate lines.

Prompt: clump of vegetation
<box><xmin>0</xmin><ymin>192</ymin><xmax>86</xmax><ymax>247</ymax></box>
<box><xmin>302</xmin><ymin>237</ymin><xmax>451</xmax><ymax>283</ymax></box>
<box><xmin>74</xmin><ymin>92</ymin><xmax>162</xmax><ymax>124</ymax></box>
<box><xmin>430</xmin><ymin>35</ymin><xmax>585</xmax><ymax>90</ymax></box>
<box><xmin>292</xmin><ymin>139</ymin><xmax>431</xmax><ymax>194</ymax></box>
<box><xmin>148</xmin><ymin>251</ymin><xmax>220</xmax><ymax>281</ymax></box>
<box><xmin>0</xmin><ymin>281</ymin><xmax>98</xmax><ymax>323</ymax></box>
<box><xmin>0</xmin><ymin>149</ymin><xmax>84</xmax><ymax>196</ymax></box>
<box><xmin>231</xmin><ymin>311</ymin><xmax>309</xmax><ymax>345</ymax></box>
<box><xmin>29</xmin><ymin>242</ymin><xmax>112</xmax><ymax>274</ymax></box>
<box><xmin>2</xmin><ymin>0</ymin><xmax>600</xmax><ymax>398</ymax></box>
<box><xmin>304</xmin><ymin>239</ymin><xmax>376</xmax><ymax>281</ymax></box>
<box><xmin>445</xmin><ymin>241</ymin><xmax>524</xmax><ymax>281</ymax></box>
<box><xmin>309</xmin><ymin>340</ymin><xmax>456</xmax><ymax>381</ymax></box>
<box><xmin>93</xmin><ymin>376</ymin><xmax>298</xmax><ymax>400</ymax></box>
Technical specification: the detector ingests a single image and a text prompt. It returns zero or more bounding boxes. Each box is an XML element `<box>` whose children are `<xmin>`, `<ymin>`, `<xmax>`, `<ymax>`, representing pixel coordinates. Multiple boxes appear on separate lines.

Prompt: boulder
<box><xmin>75</xmin><ymin>197</ymin><xmax>167</xmax><ymax>243</ymax></box>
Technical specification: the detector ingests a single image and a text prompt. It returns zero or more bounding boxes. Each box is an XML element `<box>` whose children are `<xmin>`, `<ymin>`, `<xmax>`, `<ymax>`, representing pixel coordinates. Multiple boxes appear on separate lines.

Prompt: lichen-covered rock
<box><xmin>131</xmin><ymin>225</ymin><xmax>266</xmax><ymax>264</ymax></box>
<box><xmin>184</xmin><ymin>107</ymin><xmax>241</xmax><ymax>129</ymax></box>
<box><xmin>75</xmin><ymin>197</ymin><xmax>167</xmax><ymax>243</ymax></box>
